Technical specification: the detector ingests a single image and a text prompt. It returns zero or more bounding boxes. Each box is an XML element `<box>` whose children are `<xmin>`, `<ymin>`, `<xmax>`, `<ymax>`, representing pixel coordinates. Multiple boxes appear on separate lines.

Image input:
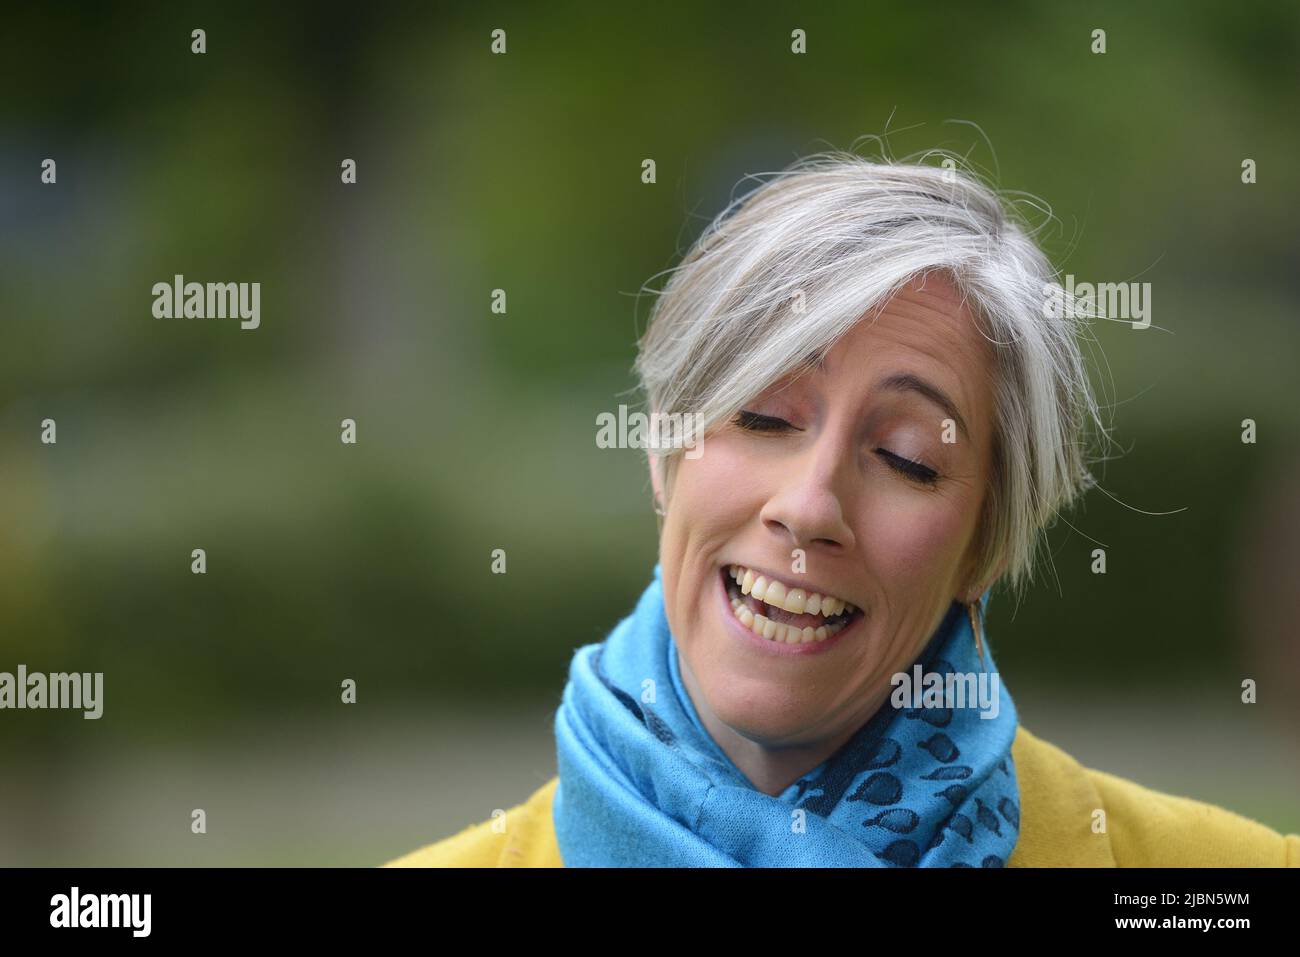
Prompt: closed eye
<box><xmin>734</xmin><ymin>410</ymin><xmax>799</xmax><ymax>433</ymax></box>
<box><xmin>875</xmin><ymin>448</ymin><xmax>939</xmax><ymax>484</ymax></box>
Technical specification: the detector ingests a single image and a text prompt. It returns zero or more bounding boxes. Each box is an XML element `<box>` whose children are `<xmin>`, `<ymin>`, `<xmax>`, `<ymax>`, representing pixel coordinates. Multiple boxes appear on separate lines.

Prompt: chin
<box><xmin>694</xmin><ymin>668</ymin><xmax>828</xmax><ymax>747</ymax></box>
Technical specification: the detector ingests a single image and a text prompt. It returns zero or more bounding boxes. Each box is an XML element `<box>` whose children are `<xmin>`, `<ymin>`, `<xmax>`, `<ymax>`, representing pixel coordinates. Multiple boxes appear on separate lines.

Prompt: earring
<box><xmin>967</xmin><ymin>599</ymin><xmax>987</xmax><ymax>671</ymax></box>
<box><xmin>652</xmin><ymin>498</ymin><xmax>665</xmax><ymax>534</ymax></box>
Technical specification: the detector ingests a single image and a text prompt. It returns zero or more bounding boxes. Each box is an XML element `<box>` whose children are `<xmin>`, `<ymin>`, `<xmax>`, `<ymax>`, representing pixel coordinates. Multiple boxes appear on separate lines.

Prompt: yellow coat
<box><xmin>386</xmin><ymin>724</ymin><xmax>1300</xmax><ymax>867</ymax></box>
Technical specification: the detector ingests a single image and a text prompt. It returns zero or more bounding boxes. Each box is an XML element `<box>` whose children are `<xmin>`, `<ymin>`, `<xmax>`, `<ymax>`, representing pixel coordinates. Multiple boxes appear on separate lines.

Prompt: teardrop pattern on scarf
<box><xmin>904</xmin><ymin>706</ymin><xmax>953</xmax><ymax>728</ymax></box>
<box><xmin>974</xmin><ymin>798</ymin><xmax>1002</xmax><ymax>836</ymax></box>
<box><xmin>921</xmin><ymin>765</ymin><xmax>973</xmax><ymax>781</ymax></box>
<box><xmin>862</xmin><ymin>807</ymin><xmax>920</xmax><ymax>834</ymax></box>
<box><xmin>866</xmin><ymin>737</ymin><xmax>903</xmax><ymax>768</ymax></box>
<box><xmin>998</xmin><ymin>796</ymin><xmax>1020</xmax><ymax>829</ymax></box>
<box><xmin>918</xmin><ymin>732</ymin><xmax>960</xmax><ymax>762</ymax></box>
<box><xmin>877</xmin><ymin>839</ymin><xmax>921</xmax><ymax>867</ymax></box>
<box><xmin>945</xmin><ymin>812</ymin><xmax>975</xmax><ymax>843</ymax></box>
<box><xmin>848</xmin><ymin>771</ymin><xmax>904</xmax><ymax>806</ymax></box>
<box><xmin>934</xmin><ymin>784</ymin><xmax>968</xmax><ymax>806</ymax></box>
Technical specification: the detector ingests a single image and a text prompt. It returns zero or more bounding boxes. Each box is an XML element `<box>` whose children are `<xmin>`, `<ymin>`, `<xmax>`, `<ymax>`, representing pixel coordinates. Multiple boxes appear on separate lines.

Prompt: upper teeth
<box><xmin>727</xmin><ymin>565</ymin><xmax>856</xmax><ymax>617</ymax></box>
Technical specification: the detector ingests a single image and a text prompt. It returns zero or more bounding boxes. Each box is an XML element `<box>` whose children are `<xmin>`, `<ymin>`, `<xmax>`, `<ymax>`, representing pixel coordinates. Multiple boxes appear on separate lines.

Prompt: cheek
<box><xmin>661</xmin><ymin>436</ymin><xmax>769</xmax><ymax>643</ymax></box>
<box><xmin>669</xmin><ymin>435</ymin><xmax>766</xmax><ymax>535</ymax></box>
<box><xmin>859</xmin><ymin>491</ymin><xmax>973</xmax><ymax>585</ymax></box>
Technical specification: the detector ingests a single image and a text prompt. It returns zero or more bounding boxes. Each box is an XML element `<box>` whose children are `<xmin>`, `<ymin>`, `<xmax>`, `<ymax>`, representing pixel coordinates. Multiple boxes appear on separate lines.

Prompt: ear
<box><xmin>961</xmin><ymin>557</ymin><xmax>1007</xmax><ymax>603</ymax></box>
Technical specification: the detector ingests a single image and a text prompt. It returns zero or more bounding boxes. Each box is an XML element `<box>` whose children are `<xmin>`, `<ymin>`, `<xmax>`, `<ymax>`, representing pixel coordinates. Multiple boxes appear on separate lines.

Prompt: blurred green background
<box><xmin>2</xmin><ymin>1</ymin><xmax>1297</xmax><ymax>864</ymax></box>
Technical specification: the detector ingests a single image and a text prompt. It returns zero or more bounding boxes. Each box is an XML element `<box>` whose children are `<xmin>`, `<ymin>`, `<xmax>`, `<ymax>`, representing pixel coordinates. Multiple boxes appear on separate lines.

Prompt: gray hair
<box><xmin>633</xmin><ymin>149</ymin><xmax>1113</xmax><ymax>601</ymax></box>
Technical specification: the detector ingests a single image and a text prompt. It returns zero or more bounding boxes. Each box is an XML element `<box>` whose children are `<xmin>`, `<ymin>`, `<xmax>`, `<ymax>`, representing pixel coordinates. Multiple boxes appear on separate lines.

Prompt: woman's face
<box><xmin>656</xmin><ymin>274</ymin><xmax>998</xmax><ymax>761</ymax></box>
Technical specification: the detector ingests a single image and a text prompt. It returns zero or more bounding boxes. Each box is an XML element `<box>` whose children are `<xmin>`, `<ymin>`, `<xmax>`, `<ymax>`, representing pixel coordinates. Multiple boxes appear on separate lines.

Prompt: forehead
<box><xmin>789</xmin><ymin>273</ymin><xmax>995</xmax><ymax>438</ymax></box>
<box><xmin>832</xmin><ymin>274</ymin><xmax>987</xmax><ymax>372</ymax></box>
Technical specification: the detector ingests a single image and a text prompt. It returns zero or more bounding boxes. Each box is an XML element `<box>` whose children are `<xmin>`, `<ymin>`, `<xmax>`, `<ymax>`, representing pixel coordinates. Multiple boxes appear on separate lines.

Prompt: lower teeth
<box><xmin>727</xmin><ymin>583</ymin><xmax>847</xmax><ymax>644</ymax></box>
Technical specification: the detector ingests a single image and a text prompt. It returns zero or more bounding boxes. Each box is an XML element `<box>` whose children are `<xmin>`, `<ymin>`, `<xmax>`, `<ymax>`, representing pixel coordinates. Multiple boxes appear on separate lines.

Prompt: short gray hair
<box><xmin>633</xmin><ymin>149</ymin><xmax>1112</xmax><ymax>600</ymax></box>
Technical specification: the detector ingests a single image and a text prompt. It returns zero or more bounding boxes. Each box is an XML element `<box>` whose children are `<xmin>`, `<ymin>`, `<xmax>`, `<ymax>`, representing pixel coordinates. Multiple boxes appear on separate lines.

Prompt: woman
<box><xmin>389</xmin><ymin>153</ymin><xmax>1299</xmax><ymax>867</ymax></box>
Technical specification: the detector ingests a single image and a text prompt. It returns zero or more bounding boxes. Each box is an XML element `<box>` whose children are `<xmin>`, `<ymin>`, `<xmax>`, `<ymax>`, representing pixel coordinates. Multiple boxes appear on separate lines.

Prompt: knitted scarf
<box><xmin>553</xmin><ymin>564</ymin><xmax>1020</xmax><ymax>867</ymax></box>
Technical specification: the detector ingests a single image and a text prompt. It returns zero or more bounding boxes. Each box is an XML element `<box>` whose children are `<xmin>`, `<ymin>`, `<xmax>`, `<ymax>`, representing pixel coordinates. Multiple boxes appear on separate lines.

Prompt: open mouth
<box><xmin>720</xmin><ymin>564</ymin><xmax>864</xmax><ymax>645</ymax></box>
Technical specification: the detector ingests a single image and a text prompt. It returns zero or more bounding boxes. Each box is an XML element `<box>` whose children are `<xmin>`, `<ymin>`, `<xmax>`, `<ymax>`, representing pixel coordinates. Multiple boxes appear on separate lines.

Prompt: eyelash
<box><xmin>733</xmin><ymin>410</ymin><xmax>940</xmax><ymax>486</ymax></box>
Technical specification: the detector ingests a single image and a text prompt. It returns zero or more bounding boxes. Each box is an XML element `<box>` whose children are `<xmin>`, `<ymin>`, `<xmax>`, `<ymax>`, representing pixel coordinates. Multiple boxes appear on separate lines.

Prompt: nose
<box><xmin>758</xmin><ymin>433</ymin><xmax>856</xmax><ymax>553</ymax></box>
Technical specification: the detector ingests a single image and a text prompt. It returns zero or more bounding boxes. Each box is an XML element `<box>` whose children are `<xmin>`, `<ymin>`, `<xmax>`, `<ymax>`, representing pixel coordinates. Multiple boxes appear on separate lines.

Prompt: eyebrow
<box><xmin>879</xmin><ymin>372</ymin><xmax>970</xmax><ymax>439</ymax></box>
<box><xmin>797</xmin><ymin>351</ymin><xmax>969</xmax><ymax>438</ymax></box>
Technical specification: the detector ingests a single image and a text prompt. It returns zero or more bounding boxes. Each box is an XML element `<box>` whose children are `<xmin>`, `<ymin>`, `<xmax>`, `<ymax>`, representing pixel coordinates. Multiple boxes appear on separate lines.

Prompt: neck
<box><xmin>675</xmin><ymin>648</ymin><xmax>887</xmax><ymax>796</ymax></box>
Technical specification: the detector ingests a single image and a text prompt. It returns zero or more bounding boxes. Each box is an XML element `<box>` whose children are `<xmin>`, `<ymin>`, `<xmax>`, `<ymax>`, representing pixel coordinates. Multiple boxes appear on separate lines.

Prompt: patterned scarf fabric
<box><xmin>553</xmin><ymin>564</ymin><xmax>1021</xmax><ymax>867</ymax></box>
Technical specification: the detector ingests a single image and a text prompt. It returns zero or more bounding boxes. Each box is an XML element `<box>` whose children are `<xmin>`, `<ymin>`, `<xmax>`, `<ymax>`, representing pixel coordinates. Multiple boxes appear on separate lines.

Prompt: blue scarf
<box><xmin>553</xmin><ymin>564</ymin><xmax>1021</xmax><ymax>867</ymax></box>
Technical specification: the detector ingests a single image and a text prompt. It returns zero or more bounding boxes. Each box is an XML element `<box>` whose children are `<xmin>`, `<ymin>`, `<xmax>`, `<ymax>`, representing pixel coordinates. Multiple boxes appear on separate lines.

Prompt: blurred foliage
<box><xmin>1</xmin><ymin>0</ymin><xmax>1298</xmax><ymax>756</ymax></box>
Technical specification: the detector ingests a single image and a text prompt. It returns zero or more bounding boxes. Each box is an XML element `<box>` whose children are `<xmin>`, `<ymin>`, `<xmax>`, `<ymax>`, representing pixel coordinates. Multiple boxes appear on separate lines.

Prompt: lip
<box><xmin>715</xmin><ymin>565</ymin><xmax>865</xmax><ymax>657</ymax></box>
